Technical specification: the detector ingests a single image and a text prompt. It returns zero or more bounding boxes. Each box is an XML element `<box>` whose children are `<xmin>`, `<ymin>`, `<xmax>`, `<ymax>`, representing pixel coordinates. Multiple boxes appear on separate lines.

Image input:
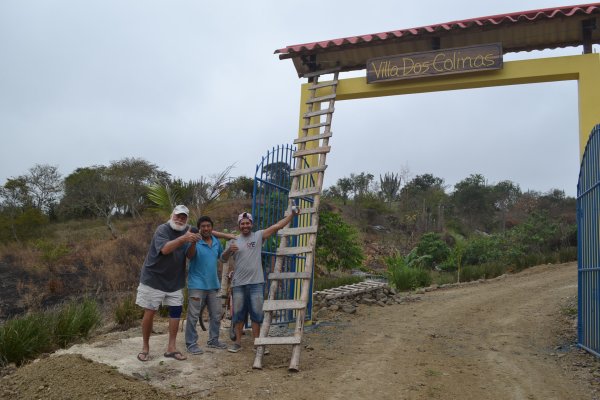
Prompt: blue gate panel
<box><xmin>252</xmin><ymin>144</ymin><xmax>315</xmax><ymax>325</ymax></box>
<box><xmin>577</xmin><ymin>123</ymin><xmax>600</xmax><ymax>358</ymax></box>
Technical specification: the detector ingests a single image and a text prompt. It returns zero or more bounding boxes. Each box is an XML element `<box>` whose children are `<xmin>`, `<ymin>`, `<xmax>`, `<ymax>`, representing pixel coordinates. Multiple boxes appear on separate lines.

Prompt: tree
<box><xmin>146</xmin><ymin>165</ymin><xmax>233</xmax><ymax>220</ymax></box>
<box><xmin>107</xmin><ymin>158</ymin><xmax>169</xmax><ymax>218</ymax></box>
<box><xmin>59</xmin><ymin>166</ymin><xmax>120</xmax><ymax>237</ymax></box>
<box><xmin>226</xmin><ymin>176</ymin><xmax>254</xmax><ymax>199</ymax></box>
<box><xmin>492</xmin><ymin>180</ymin><xmax>521</xmax><ymax>231</ymax></box>
<box><xmin>23</xmin><ymin>164</ymin><xmax>63</xmax><ymax>215</ymax></box>
<box><xmin>399</xmin><ymin>173</ymin><xmax>447</xmax><ymax>233</ymax></box>
<box><xmin>350</xmin><ymin>172</ymin><xmax>375</xmax><ymax>199</ymax></box>
<box><xmin>315</xmin><ymin>210</ymin><xmax>364</xmax><ymax>274</ymax></box>
<box><xmin>379</xmin><ymin>172</ymin><xmax>401</xmax><ymax>203</ymax></box>
<box><xmin>452</xmin><ymin>174</ymin><xmax>494</xmax><ymax>231</ymax></box>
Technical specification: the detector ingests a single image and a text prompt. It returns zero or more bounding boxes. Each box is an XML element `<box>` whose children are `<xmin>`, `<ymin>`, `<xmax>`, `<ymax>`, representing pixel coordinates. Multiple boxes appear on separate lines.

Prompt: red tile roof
<box><xmin>276</xmin><ymin>3</ymin><xmax>600</xmax><ymax>76</ymax></box>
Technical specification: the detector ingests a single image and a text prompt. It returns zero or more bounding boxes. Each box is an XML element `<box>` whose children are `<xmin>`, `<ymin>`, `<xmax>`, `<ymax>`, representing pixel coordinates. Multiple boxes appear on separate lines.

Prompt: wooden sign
<box><xmin>366</xmin><ymin>43</ymin><xmax>503</xmax><ymax>83</ymax></box>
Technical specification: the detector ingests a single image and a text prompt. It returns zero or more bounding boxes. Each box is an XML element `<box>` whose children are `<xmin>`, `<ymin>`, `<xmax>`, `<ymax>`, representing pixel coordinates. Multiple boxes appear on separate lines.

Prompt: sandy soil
<box><xmin>1</xmin><ymin>262</ymin><xmax>599</xmax><ymax>399</ymax></box>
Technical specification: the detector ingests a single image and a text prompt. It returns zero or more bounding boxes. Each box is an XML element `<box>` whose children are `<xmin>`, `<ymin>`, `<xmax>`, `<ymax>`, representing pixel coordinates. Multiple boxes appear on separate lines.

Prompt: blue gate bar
<box><xmin>577</xmin><ymin>123</ymin><xmax>600</xmax><ymax>358</ymax></box>
<box><xmin>251</xmin><ymin>144</ymin><xmax>315</xmax><ymax>325</ymax></box>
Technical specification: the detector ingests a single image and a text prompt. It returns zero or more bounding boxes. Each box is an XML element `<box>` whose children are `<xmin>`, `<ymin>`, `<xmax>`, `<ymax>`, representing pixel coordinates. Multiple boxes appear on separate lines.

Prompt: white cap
<box><xmin>172</xmin><ymin>205</ymin><xmax>189</xmax><ymax>216</ymax></box>
<box><xmin>238</xmin><ymin>212</ymin><xmax>253</xmax><ymax>224</ymax></box>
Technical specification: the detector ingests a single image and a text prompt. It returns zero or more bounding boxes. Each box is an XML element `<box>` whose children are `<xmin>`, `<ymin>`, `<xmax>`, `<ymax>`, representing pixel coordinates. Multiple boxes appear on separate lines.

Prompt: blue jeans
<box><xmin>185</xmin><ymin>289</ymin><xmax>222</xmax><ymax>348</ymax></box>
<box><xmin>232</xmin><ymin>283</ymin><xmax>264</xmax><ymax>324</ymax></box>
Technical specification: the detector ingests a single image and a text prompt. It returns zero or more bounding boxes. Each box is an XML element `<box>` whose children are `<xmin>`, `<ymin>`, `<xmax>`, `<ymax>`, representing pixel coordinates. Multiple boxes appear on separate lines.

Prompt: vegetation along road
<box><xmin>1</xmin><ymin>261</ymin><xmax>599</xmax><ymax>399</ymax></box>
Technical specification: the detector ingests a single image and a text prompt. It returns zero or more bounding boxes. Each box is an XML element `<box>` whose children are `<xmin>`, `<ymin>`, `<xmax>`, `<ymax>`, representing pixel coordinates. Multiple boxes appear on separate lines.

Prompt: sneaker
<box><xmin>207</xmin><ymin>341</ymin><xmax>228</xmax><ymax>349</ymax></box>
<box><xmin>186</xmin><ymin>344</ymin><xmax>204</xmax><ymax>355</ymax></box>
<box><xmin>253</xmin><ymin>346</ymin><xmax>270</xmax><ymax>355</ymax></box>
<box><xmin>228</xmin><ymin>343</ymin><xmax>242</xmax><ymax>353</ymax></box>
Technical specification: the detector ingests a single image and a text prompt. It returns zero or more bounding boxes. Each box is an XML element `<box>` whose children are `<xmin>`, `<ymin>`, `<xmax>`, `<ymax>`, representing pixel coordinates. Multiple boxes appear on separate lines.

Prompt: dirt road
<box><xmin>1</xmin><ymin>262</ymin><xmax>599</xmax><ymax>399</ymax></box>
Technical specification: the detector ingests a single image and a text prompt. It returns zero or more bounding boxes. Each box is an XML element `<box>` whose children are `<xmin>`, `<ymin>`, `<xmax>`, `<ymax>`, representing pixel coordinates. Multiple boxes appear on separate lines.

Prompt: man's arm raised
<box><xmin>262</xmin><ymin>207</ymin><xmax>300</xmax><ymax>239</ymax></box>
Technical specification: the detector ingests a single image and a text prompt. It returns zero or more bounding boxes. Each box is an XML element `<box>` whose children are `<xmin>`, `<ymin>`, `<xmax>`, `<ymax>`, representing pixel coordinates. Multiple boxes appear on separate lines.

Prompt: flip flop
<box><xmin>137</xmin><ymin>352</ymin><xmax>150</xmax><ymax>362</ymax></box>
<box><xmin>163</xmin><ymin>351</ymin><xmax>187</xmax><ymax>361</ymax></box>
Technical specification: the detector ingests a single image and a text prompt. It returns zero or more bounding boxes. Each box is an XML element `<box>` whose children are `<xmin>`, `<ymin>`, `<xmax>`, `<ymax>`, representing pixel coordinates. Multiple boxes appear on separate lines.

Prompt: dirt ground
<box><xmin>1</xmin><ymin>261</ymin><xmax>600</xmax><ymax>399</ymax></box>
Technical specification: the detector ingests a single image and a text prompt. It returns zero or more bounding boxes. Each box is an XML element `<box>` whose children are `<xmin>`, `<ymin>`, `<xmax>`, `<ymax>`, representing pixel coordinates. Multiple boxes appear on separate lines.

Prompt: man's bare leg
<box><xmin>139</xmin><ymin>309</ymin><xmax>155</xmax><ymax>360</ymax></box>
<box><xmin>234</xmin><ymin>321</ymin><xmax>244</xmax><ymax>345</ymax></box>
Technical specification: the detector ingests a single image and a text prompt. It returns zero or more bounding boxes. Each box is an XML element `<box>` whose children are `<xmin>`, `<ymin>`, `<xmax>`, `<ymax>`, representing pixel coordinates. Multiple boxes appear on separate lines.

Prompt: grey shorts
<box><xmin>135</xmin><ymin>283</ymin><xmax>183</xmax><ymax>310</ymax></box>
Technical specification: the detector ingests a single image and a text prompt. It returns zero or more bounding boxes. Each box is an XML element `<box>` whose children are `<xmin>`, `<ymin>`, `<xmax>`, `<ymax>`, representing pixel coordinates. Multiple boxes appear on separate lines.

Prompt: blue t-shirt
<box><xmin>187</xmin><ymin>235</ymin><xmax>223</xmax><ymax>290</ymax></box>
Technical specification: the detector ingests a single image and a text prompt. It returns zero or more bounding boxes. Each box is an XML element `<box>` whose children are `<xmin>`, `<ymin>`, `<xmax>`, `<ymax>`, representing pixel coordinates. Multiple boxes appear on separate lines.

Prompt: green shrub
<box><xmin>34</xmin><ymin>239</ymin><xmax>70</xmax><ymax>267</ymax></box>
<box><xmin>314</xmin><ymin>275</ymin><xmax>364</xmax><ymax>292</ymax></box>
<box><xmin>0</xmin><ymin>313</ymin><xmax>53</xmax><ymax>366</ymax></box>
<box><xmin>415</xmin><ymin>232</ymin><xmax>450</xmax><ymax>268</ymax></box>
<box><xmin>316</xmin><ymin>210</ymin><xmax>364</xmax><ymax>273</ymax></box>
<box><xmin>385</xmin><ymin>252</ymin><xmax>432</xmax><ymax>291</ymax></box>
<box><xmin>114</xmin><ymin>295</ymin><xmax>143</xmax><ymax>328</ymax></box>
<box><xmin>387</xmin><ymin>265</ymin><xmax>432</xmax><ymax>291</ymax></box>
<box><xmin>558</xmin><ymin>246</ymin><xmax>577</xmax><ymax>263</ymax></box>
<box><xmin>460</xmin><ymin>262</ymin><xmax>507</xmax><ymax>282</ymax></box>
<box><xmin>52</xmin><ymin>298</ymin><xmax>101</xmax><ymax>347</ymax></box>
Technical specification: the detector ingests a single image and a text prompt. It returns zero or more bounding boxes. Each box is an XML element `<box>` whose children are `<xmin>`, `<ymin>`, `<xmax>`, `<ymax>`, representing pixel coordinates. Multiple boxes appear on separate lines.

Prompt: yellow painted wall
<box><xmin>298</xmin><ymin>53</ymin><xmax>600</xmax><ymax>159</ymax></box>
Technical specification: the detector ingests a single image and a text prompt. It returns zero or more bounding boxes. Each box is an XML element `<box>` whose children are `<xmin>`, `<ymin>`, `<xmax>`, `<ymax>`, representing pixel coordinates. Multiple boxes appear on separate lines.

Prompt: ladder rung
<box><xmin>303</xmin><ymin>121</ymin><xmax>330</xmax><ymax>130</ymax></box>
<box><xmin>289</xmin><ymin>187</ymin><xmax>321</xmax><ymax>198</ymax></box>
<box><xmin>276</xmin><ymin>246</ymin><xmax>313</xmax><ymax>256</ymax></box>
<box><xmin>263</xmin><ymin>300</ymin><xmax>306</xmax><ymax>311</ymax></box>
<box><xmin>279</xmin><ymin>226</ymin><xmax>318</xmax><ymax>236</ymax></box>
<box><xmin>304</xmin><ymin>108</ymin><xmax>334</xmax><ymax>118</ymax></box>
<box><xmin>290</xmin><ymin>165</ymin><xmax>327</xmax><ymax>177</ymax></box>
<box><xmin>285</xmin><ymin>207</ymin><xmax>316</xmax><ymax>216</ymax></box>
<box><xmin>255</xmin><ymin>336</ymin><xmax>302</xmax><ymax>346</ymax></box>
<box><xmin>294</xmin><ymin>132</ymin><xmax>332</xmax><ymax>144</ymax></box>
<box><xmin>306</xmin><ymin>94</ymin><xmax>336</xmax><ymax>104</ymax></box>
<box><xmin>309</xmin><ymin>80</ymin><xmax>339</xmax><ymax>90</ymax></box>
<box><xmin>294</xmin><ymin>146</ymin><xmax>331</xmax><ymax>158</ymax></box>
<box><xmin>302</xmin><ymin>67</ymin><xmax>341</xmax><ymax>78</ymax></box>
<box><xmin>268</xmin><ymin>272</ymin><xmax>312</xmax><ymax>280</ymax></box>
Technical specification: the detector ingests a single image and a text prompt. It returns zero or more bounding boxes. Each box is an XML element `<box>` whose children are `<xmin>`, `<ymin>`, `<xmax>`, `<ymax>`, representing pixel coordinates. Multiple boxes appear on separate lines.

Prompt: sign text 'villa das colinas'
<box><xmin>366</xmin><ymin>43</ymin><xmax>503</xmax><ymax>83</ymax></box>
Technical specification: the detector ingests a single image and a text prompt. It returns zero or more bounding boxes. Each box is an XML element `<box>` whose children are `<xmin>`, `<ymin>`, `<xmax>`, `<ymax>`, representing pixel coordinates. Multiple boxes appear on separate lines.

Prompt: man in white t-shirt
<box><xmin>222</xmin><ymin>209</ymin><xmax>299</xmax><ymax>353</ymax></box>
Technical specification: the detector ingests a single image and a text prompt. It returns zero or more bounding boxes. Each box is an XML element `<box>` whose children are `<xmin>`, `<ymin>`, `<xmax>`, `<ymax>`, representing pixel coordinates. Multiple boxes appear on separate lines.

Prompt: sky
<box><xmin>1</xmin><ymin>1</ymin><xmax>596</xmax><ymax>197</ymax></box>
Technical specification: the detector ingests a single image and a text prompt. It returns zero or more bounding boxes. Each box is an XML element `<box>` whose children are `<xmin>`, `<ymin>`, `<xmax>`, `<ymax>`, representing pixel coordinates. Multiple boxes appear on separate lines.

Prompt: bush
<box><xmin>114</xmin><ymin>295</ymin><xmax>143</xmax><ymax>328</ymax></box>
<box><xmin>385</xmin><ymin>253</ymin><xmax>432</xmax><ymax>291</ymax></box>
<box><xmin>316</xmin><ymin>210</ymin><xmax>364</xmax><ymax>273</ymax></box>
<box><xmin>460</xmin><ymin>263</ymin><xmax>507</xmax><ymax>282</ymax></box>
<box><xmin>0</xmin><ymin>313</ymin><xmax>53</xmax><ymax>366</ymax></box>
<box><xmin>0</xmin><ymin>298</ymin><xmax>101</xmax><ymax>366</ymax></box>
<box><xmin>415</xmin><ymin>232</ymin><xmax>450</xmax><ymax>268</ymax></box>
<box><xmin>52</xmin><ymin>298</ymin><xmax>101</xmax><ymax>347</ymax></box>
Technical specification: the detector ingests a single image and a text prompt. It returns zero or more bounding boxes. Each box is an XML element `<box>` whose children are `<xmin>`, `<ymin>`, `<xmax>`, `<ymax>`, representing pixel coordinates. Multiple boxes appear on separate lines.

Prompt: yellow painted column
<box><xmin>577</xmin><ymin>54</ymin><xmax>600</xmax><ymax>158</ymax></box>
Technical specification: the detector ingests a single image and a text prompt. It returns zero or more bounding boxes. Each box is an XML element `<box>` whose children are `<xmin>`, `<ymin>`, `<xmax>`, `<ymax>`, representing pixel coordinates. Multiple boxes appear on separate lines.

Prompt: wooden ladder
<box><xmin>253</xmin><ymin>67</ymin><xmax>340</xmax><ymax>371</ymax></box>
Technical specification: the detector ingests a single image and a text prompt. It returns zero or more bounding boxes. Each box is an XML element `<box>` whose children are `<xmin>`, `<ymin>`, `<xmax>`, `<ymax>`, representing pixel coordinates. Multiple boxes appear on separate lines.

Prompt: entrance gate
<box><xmin>577</xmin><ymin>124</ymin><xmax>600</xmax><ymax>357</ymax></box>
<box><xmin>252</xmin><ymin>144</ymin><xmax>314</xmax><ymax>325</ymax></box>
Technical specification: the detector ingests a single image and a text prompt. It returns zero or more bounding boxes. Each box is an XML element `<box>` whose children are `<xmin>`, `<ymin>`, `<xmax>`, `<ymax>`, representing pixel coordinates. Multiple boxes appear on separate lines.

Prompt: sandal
<box><xmin>137</xmin><ymin>352</ymin><xmax>150</xmax><ymax>362</ymax></box>
<box><xmin>163</xmin><ymin>351</ymin><xmax>187</xmax><ymax>361</ymax></box>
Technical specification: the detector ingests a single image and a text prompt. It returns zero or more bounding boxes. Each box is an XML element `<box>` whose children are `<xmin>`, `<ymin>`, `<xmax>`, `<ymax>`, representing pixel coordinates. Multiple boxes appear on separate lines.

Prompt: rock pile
<box><xmin>312</xmin><ymin>280</ymin><xmax>422</xmax><ymax>320</ymax></box>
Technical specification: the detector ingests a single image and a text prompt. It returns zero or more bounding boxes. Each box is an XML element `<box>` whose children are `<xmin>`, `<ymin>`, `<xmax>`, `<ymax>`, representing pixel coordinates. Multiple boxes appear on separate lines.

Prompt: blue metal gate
<box><xmin>577</xmin><ymin>123</ymin><xmax>600</xmax><ymax>357</ymax></box>
<box><xmin>252</xmin><ymin>144</ymin><xmax>314</xmax><ymax>325</ymax></box>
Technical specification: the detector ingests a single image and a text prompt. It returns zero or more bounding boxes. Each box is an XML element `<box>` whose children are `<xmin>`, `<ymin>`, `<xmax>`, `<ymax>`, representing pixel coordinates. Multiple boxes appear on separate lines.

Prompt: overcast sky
<box><xmin>1</xmin><ymin>1</ymin><xmax>595</xmax><ymax>197</ymax></box>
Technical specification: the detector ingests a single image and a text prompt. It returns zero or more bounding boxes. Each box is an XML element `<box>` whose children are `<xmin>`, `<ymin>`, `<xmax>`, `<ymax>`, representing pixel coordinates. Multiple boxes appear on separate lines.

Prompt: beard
<box><xmin>168</xmin><ymin>218</ymin><xmax>187</xmax><ymax>232</ymax></box>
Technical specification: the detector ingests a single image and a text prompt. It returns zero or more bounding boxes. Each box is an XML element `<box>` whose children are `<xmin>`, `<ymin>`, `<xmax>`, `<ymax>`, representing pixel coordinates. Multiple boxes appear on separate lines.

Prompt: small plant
<box><xmin>114</xmin><ymin>295</ymin><xmax>143</xmax><ymax>328</ymax></box>
<box><xmin>0</xmin><ymin>313</ymin><xmax>53</xmax><ymax>366</ymax></box>
<box><xmin>385</xmin><ymin>251</ymin><xmax>432</xmax><ymax>291</ymax></box>
<box><xmin>52</xmin><ymin>298</ymin><xmax>101</xmax><ymax>347</ymax></box>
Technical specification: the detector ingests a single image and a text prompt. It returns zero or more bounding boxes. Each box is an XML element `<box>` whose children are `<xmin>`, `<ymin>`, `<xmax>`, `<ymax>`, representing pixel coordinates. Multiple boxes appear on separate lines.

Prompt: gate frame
<box><xmin>298</xmin><ymin>54</ymin><xmax>600</xmax><ymax>163</ymax></box>
<box><xmin>295</xmin><ymin>54</ymin><xmax>600</xmax><ymax>354</ymax></box>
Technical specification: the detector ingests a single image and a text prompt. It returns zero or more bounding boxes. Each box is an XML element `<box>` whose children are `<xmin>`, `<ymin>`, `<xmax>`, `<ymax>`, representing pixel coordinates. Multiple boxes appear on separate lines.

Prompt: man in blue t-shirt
<box><xmin>185</xmin><ymin>216</ymin><xmax>230</xmax><ymax>354</ymax></box>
